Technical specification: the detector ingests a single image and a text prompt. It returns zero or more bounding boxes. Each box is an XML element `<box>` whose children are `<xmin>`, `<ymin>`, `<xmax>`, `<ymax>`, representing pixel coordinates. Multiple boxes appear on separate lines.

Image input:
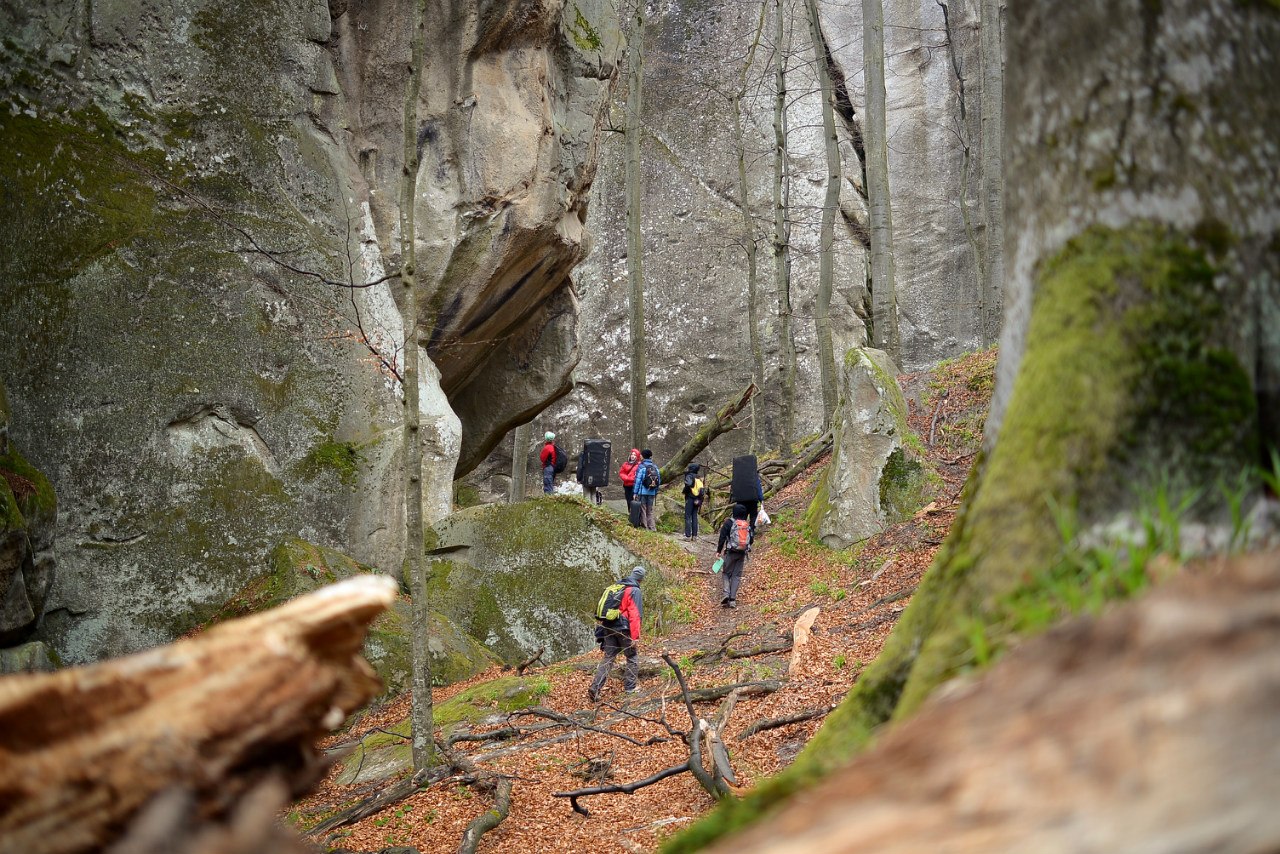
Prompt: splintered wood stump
<box><xmin>0</xmin><ymin>574</ymin><xmax>398</xmax><ymax>854</ymax></box>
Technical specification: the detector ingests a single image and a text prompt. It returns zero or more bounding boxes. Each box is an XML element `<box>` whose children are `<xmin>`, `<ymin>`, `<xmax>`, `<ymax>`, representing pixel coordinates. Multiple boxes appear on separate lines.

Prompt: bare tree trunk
<box><xmin>657</xmin><ymin>383</ymin><xmax>758</xmax><ymax>482</ymax></box>
<box><xmin>862</xmin><ymin>0</ymin><xmax>900</xmax><ymax>358</ymax></box>
<box><xmin>806</xmin><ymin>0</ymin><xmax>841</xmax><ymax>427</ymax></box>
<box><xmin>733</xmin><ymin>1</ymin><xmax>768</xmax><ymax>453</ymax></box>
<box><xmin>626</xmin><ymin>1</ymin><xmax>649</xmax><ymax>450</ymax></box>
<box><xmin>938</xmin><ymin>0</ymin><xmax>986</xmax><ymax>348</ymax></box>
<box><xmin>399</xmin><ymin>0</ymin><xmax>433</xmax><ymax>774</ymax></box>
<box><xmin>979</xmin><ymin>0</ymin><xmax>1004</xmax><ymax>347</ymax></box>
<box><xmin>508</xmin><ymin>422</ymin><xmax>530</xmax><ymax>503</ymax></box>
<box><xmin>773</xmin><ymin>0</ymin><xmax>797</xmax><ymax>450</ymax></box>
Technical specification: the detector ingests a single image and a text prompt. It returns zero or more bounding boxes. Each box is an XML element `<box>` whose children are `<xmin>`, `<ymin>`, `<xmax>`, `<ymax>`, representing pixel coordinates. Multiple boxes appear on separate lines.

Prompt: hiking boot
<box><xmin>728</xmin><ymin>599</ymin><xmax>738</xmax><ymax>609</ymax></box>
<box><xmin>720</xmin><ymin>596</ymin><xmax>730</xmax><ymax>607</ymax></box>
<box><xmin>587</xmin><ymin>688</ymin><xmax>600</xmax><ymax>703</ymax></box>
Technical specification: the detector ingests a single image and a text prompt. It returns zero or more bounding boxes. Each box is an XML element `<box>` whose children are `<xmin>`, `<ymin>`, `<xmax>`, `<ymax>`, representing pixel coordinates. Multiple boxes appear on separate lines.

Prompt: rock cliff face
<box><xmin>521</xmin><ymin>0</ymin><xmax>986</xmax><ymax>481</ymax></box>
<box><xmin>0</xmin><ymin>0</ymin><xmax>621</xmax><ymax>662</ymax></box>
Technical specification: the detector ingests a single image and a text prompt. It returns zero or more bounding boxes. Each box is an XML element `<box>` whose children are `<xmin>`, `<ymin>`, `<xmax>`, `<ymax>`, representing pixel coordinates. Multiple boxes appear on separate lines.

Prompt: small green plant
<box><xmin>808</xmin><ymin>580</ymin><xmax>830</xmax><ymax>597</ymax></box>
<box><xmin>833</xmin><ymin>653</ymin><xmax>847</xmax><ymax>670</ymax></box>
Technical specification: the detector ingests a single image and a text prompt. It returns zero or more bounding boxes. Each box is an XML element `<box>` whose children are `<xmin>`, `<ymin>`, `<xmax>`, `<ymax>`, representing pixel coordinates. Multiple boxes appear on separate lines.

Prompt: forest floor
<box><xmin>292</xmin><ymin>348</ymin><xmax>997</xmax><ymax>854</ymax></box>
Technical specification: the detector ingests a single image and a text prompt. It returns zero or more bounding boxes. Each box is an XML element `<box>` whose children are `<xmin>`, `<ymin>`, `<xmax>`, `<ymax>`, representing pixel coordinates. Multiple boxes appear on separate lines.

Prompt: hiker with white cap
<box><xmin>588</xmin><ymin>566</ymin><xmax>647</xmax><ymax>702</ymax></box>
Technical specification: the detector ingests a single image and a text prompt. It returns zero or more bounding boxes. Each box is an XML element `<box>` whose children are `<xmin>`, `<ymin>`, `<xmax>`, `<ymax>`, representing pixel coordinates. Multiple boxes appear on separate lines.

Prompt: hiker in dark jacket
<box><xmin>682</xmin><ymin>462</ymin><xmax>706</xmax><ymax>540</ymax></box>
<box><xmin>589</xmin><ymin>566</ymin><xmax>647</xmax><ymax>702</ymax></box>
<box><xmin>715</xmin><ymin>503</ymin><xmax>751</xmax><ymax>608</ymax></box>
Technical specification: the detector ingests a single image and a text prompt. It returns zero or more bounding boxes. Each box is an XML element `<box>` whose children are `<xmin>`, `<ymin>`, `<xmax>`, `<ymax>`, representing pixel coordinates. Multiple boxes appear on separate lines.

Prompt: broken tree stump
<box><xmin>0</xmin><ymin>574</ymin><xmax>398</xmax><ymax>854</ymax></box>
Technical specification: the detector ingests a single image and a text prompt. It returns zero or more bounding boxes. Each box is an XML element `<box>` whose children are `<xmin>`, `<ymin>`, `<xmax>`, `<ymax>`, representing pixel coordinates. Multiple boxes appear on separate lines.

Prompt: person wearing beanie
<box><xmin>589</xmin><ymin>566</ymin><xmax>647</xmax><ymax>702</ymax></box>
<box><xmin>632</xmin><ymin>449</ymin><xmax>661</xmax><ymax>531</ymax></box>
<box><xmin>715</xmin><ymin>503</ymin><xmax>751</xmax><ymax>608</ymax></box>
<box><xmin>538</xmin><ymin>431</ymin><xmax>558</xmax><ymax>494</ymax></box>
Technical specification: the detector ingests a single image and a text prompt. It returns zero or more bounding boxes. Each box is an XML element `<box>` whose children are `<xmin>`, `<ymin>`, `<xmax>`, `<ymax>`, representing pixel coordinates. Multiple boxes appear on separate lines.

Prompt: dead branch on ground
<box><xmin>736</xmin><ymin>705</ymin><xmax>839</xmax><ymax>741</ymax></box>
<box><xmin>514</xmin><ymin>647</ymin><xmax>545</xmax><ymax>675</ymax></box>
<box><xmin>658</xmin><ymin>383</ymin><xmax>758</xmax><ymax>484</ymax></box>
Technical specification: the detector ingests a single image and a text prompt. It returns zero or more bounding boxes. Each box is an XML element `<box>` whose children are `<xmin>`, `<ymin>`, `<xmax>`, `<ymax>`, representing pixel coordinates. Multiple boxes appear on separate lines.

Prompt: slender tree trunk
<box><xmin>862</xmin><ymin>0</ymin><xmax>899</xmax><ymax>357</ymax></box>
<box><xmin>508</xmin><ymin>422</ymin><xmax>530</xmax><ymax>503</ymax></box>
<box><xmin>626</xmin><ymin>2</ymin><xmax>649</xmax><ymax>450</ymax></box>
<box><xmin>734</xmin><ymin>1</ymin><xmax>768</xmax><ymax>454</ymax></box>
<box><xmin>806</xmin><ymin>0</ymin><xmax>841</xmax><ymax>427</ymax></box>
<box><xmin>938</xmin><ymin>0</ymin><xmax>985</xmax><ymax>348</ymax></box>
<box><xmin>400</xmin><ymin>0</ymin><xmax>433</xmax><ymax>774</ymax></box>
<box><xmin>772</xmin><ymin>0</ymin><xmax>797</xmax><ymax>450</ymax></box>
<box><xmin>979</xmin><ymin>0</ymin><xmax>1004</xmax><ymax>347</ymax></box>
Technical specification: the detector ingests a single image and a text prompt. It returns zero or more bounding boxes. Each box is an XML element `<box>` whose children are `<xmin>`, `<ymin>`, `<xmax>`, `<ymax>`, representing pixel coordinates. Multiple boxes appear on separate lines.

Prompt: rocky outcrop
<box><xmin>807</xmin><ymin>348</ymin><xmax>932</xmax><ymax>548</ymax></box>
<box><xmin>0</xmin><ymin>0</ymin><xmax>620</xmax><ymax>663</ymax></box>
<box><xmin>216</xmin><ymin>539</ymin><xmax>498</xmax><ymax>699</ymax></box>
<box><xmin>524</xmin><ymin>0</ymin><xmax>987</xmax><ymax>487</ymax></box>
<box><xmin>426</xmin><ymin>497</ymin><xmax>669</xmax><ymax>665</ymax></box>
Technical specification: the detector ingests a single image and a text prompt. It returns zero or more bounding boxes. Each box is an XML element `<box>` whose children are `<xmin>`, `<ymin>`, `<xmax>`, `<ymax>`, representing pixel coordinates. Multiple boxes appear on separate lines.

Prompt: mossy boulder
<box><xmin>426</xmin><ymin>496</ymin><xmax>671</xmax><ymax>665</ymax></box>
<box><xmin>334</xmin><ymin>675</ymin><xmax>553</xmax><ymax>786</ymax></box>
<box><xmin>0</xmin><ymin>640</ymin><xmax>61</xmax><ymax>674</ymax></box>
<box><xmin>216</xmin><ymin>539</ymin><xmax>497</xmax><ymax>700</ymax></box>
<box><xmin>806</xmin><ymin>348</ymin><xmax>935</xmax><ymax>547</ymax></box>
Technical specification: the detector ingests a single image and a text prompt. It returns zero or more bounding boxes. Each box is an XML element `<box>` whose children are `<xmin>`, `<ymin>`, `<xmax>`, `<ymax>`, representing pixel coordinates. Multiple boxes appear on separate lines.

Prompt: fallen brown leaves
<box><xmin>293</xmin><ymin>352</ymin><xmax>995</xmax><ymax>853</ymax></box>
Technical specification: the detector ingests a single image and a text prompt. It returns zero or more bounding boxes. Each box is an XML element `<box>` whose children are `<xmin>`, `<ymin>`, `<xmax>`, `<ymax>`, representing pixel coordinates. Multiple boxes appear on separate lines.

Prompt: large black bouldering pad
<box><xmin>731</xmin><ymin>455</ymin><xmax>759</xmax><ymax>502</ymax></box>
<box><xmin>582</xmin><ymin>439</ymin><xmax>611</xmax><ymax>487</ymax></box>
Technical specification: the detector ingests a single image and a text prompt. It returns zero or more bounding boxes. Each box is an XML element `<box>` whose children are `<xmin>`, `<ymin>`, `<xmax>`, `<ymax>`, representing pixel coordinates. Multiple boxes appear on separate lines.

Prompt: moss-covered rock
<box><xmin>807</xmin><ymin>348</ymin><xmax>935</xmax><ymax>547</ymax></box>
<box><xmin>426</xmin><ymin>496</ymin><xmax>678</xmax><ymax>665</ymax></box>
<box><xmin>333</xmin><ymin>675</ymin><xmax>553</xmax><ymax>786</ymax></box>
<box><xmin>216</xmin><ymin>539</ymin><xmax>497</xmax><ymax>700</ymax></box>
<box><xmin>0</xmin><ymin>407</ymin><xmax>57</xmax><ymax>647</ymax></box>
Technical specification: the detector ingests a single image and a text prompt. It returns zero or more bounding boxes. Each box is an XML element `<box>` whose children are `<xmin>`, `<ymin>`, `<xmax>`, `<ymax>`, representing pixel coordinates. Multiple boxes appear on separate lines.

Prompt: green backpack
<box><xmin>595</xmin><ymin>582</ymin><xmax>627</xmax><ymax>622</ymax></box>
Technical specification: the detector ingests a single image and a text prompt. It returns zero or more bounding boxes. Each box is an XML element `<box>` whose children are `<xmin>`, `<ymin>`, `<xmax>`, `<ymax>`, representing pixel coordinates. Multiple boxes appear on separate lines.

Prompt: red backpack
<box><xmin>726</xmin><ymin>519</ymin><xmax>751</xmax><ymax>552</ymax></box>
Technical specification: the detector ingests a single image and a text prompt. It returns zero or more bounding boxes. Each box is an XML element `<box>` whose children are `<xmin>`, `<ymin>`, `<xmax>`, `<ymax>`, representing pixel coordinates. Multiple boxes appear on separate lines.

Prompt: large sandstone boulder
<box><xmin>426</xmin><ymin>497</ymin><xmax>672</xmax><ymax>664</ymax></box>
<box><xmin>215</xmin><ymin>539</ymin><xmax>497</xmax><ymax>699</ymax></box>
<box><xmin>0</xmin><ymin>0</ymin><xmax>619</xmax><ymax>663</ymax></box>
<box><xmin>807</xmin><ymin>348</ymin><xmax>933</xmax><ymax>548</ymax></box>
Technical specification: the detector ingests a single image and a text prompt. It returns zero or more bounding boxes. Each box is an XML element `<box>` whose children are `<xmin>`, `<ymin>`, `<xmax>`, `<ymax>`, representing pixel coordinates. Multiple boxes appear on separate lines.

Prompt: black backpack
<box><xmin>552</xmin><ymin>443</ymin><xmax>568</xmax><ymax>474</ymax></box>
<box><xmin>641</xmin><ymin>462</ymin><xmax>659</xmax><ymax>490</ymax></box>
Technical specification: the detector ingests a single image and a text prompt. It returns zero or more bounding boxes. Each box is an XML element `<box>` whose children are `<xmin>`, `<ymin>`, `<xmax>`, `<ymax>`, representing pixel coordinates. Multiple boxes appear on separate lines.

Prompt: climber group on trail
<box><xmin>586</xmin><ymin>454</ymin><xmax>769</xmax><ymax>702</ymax></box>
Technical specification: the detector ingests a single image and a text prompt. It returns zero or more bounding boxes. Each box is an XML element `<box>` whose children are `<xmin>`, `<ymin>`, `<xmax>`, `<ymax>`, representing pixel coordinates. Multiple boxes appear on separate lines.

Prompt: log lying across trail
<box><xmin>0</xmin><ymin>575</ymin><xmax>398</xmax><ymax>854</ymax></box>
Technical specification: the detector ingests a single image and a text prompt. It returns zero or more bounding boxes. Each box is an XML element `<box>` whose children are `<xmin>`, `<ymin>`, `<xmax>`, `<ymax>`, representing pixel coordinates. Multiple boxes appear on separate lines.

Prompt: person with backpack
<box><xmin>618</xmin><ymin>448</ymin><xmax>641</xmax><ymax>508</ymax></box>
<box><xmin>682</xmin><ymin>462</ymin><xmax>707</xmax><ymax>540</ymax></box>
<box><xmin>539</xmin><ymin>431</ymin><xmax>564</xmax><ymax>494</ymax></box>
<box><xmin>632</xmin><ymin>449</ymin><xmax>661</xmax><ymax>531</ymax></box>
<box><xmin>715</xmin><ymin>503</ymin><xmax>752</xmax><ymax>608</ymax></box>
<box><xmin>588</xmin><ymin>565</ymin><xmax>647</xmax><ymax>702</ymax></box>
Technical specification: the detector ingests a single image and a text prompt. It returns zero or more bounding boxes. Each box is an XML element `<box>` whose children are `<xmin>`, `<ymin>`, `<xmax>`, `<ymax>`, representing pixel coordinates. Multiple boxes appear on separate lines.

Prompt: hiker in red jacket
<box><xmin>589</xmin><ymin>566</ymin><xmax>646</xmax><ymax>702</ymax></box>
<box><xmin>539</xmin><ymin>431</ymin><xmax>558</xmax><ymax>494</ymax></box>
<box><xmin>618</xmin><ymin>448</ymin><xmax>641</xmax><ymax>507</ymax></box>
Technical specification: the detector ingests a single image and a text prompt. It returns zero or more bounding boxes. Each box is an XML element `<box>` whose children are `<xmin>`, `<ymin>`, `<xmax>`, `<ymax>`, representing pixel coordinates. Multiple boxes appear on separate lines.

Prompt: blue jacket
<box><xmin>633</xmin><ymin>459</ymin><xmax>660</xmax><ymax>496</ymax></box>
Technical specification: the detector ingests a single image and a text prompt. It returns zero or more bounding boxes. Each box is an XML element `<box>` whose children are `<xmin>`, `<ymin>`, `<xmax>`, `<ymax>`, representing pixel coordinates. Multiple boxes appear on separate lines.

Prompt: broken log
<box><xmin>790</xmin><ymin>607</ymin><xmax>822</xmax><ymax>674</ymax></box>
<box><xmin>735</xmin><ymin>705</ymin><xmax>839</xmax><ymax>742</ymax></box>
<box><xmin>0</xmin><ymin>575</ymin><xmax>398</xmax><ymax>854</ymax></box>
<box><xmin>659</xmin><ymin>383</ymin><xmax>758</xmax><ymax>484</ymax></box>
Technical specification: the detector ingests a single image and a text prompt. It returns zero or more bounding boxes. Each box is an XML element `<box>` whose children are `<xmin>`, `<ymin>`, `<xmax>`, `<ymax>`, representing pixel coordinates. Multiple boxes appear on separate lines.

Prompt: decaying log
<box><xmin>0</xmin><ymin>575</ymin><xmax>398</xmax><ymax>854</ymax></box>
<box><xmin>659</xmin><ymin>383</ymin><xmax>758</xmax><ymax>484</ymax></box>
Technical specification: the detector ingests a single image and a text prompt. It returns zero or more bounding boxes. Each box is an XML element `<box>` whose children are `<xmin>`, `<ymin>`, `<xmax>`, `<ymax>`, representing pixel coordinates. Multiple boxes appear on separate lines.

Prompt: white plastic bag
<box><xmin>757</xmin><ymin>506</ymin><xmax>771</xmax><ymax>526</ymax></box>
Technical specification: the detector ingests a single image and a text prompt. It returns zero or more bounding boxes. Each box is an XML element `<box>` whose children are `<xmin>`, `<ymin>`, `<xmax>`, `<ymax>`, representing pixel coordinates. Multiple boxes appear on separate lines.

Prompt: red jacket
<box><xmin>539</xmin><ymin>442</ymin><xmax>556</xmax><ymax>467</ymax></box>
<box><xmin>618</xmin><ymin>448</ymin><xmax>641</xmax><ymax>486</ymax></box>
<box><xmin>620</xmin><ymin>585</ymin><xmax>642</xmax><ymax>641</ymax></box>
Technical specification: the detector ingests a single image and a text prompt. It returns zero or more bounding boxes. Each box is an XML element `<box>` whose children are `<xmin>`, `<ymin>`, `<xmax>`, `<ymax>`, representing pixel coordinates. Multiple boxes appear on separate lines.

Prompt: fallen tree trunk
<box><xmin>659</xmin><ymin>383</ymin><xmax>758</xmax><ymax>484</ymax></box>
<box><xmin>0</xmin><ymin>575</ymin><xmax>398</xmax><ymax>854</ymax></box>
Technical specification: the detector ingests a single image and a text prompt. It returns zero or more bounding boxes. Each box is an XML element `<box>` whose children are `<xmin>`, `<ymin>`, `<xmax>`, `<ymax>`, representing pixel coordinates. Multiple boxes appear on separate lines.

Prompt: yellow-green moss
<box><xmin>297</xmin><ymin>438</ymin><xmax>364</xmax><ymax>486</ymax></box>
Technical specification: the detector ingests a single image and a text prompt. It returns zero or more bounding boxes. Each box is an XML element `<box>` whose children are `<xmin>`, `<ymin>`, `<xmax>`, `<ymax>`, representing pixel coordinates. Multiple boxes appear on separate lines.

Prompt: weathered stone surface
<box><xmin>0</xmin><ymin>640</ymin><xmax>60</xmax><ymax>674</ymax></box>
<box><xmin>216</xmin><ymin>539</ymin><xmax>496</xmax><ymax>698</ymax></box>
<box><xmin>0</xmin><ymin>0</ymin><xmax>619</xmax><ymax>663</ymax></box>
<box><xmin>426</xmin><ymin>497</ymin><xmax>666</xmax><ymax>665</ymax></box>
<box><xmin>704</xmin><ymin>552</ymin><xmax>1280</xmax><ymax>853</ymax></box>
<box><xmin>808</xmin><ymin>348</ymin><xmax>931</xmax><ymax>548</ymax></box>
